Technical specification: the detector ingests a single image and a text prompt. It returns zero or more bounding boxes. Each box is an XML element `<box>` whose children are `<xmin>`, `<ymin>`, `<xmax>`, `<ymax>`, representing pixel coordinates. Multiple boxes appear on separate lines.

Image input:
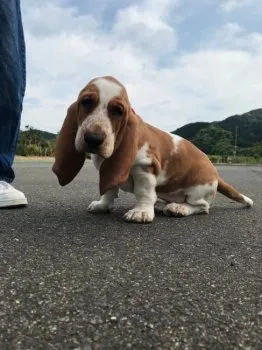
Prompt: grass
<box><xmin>14</xmin><ymin>154</ymin><xmax>262</xmax><ymax>165</ymax></box>
<box><xmin>208</xmin><ymin>155</ymin><xmax>262</xmax><ymax>165</ymax></box>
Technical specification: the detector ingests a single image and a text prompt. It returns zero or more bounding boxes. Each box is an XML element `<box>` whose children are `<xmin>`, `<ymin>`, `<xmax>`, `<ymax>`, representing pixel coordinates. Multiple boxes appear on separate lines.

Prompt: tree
<box><xmin>16</xmin><ymin>127</ymin><xmax>57</xmax><ymax>157</ymax></box>
<box><xmin>211</xmin><ymin>138</ymin><xmax>233</xmax><ymax>156</ymax></box>
<box><xmin>192</xmin><ymin>124</ymin><xmax>233</xmax><ymax>155</ymax></box>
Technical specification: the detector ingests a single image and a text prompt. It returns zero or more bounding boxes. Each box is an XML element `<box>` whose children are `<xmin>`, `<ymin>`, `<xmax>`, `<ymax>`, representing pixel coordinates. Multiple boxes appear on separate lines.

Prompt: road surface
<box><xmin>1</xmin><ymin>161</ymin><xmax>262</xmax><ymax>350</ymax></box>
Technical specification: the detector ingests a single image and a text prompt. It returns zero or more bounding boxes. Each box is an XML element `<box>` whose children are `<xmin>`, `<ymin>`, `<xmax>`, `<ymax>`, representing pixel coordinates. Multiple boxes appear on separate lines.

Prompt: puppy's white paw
<box><xmin>123</xmin><ymin>208</ymin><xmax>154</xmax><ymax>223</ymax></box>
<box><xmin>163</xmin><ymin>203</ymin><xmax>189</xmax><ymax>217</ymax></box>
<box><xmin>163</xmin><ymin>202</ymin><xmax>209</xmax><ymax>217</ymax></box>
<box><xmin>87</xmin><ymin>200</ymin><xmax>112</xmax><ymax>213</ymax></box>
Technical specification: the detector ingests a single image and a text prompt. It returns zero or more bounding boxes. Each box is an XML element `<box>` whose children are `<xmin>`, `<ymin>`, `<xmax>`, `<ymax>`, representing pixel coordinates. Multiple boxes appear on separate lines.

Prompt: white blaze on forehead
<box><xmin>93</xmin><ymin>78</ymin><xmax>122</xmax><ymax>106</ymax></box>
<box><xmin>75</xmin><ymin>77</ymin><xmax>121</xmax><ymax>157</ymax></box>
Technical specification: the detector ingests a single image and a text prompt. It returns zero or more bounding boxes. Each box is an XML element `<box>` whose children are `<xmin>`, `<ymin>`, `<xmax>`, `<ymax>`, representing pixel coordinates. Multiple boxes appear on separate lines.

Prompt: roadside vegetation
<box><xmin>17</xmin><ymin>108</ymin><xmax>262</xmax><ymax>165</ymax></box>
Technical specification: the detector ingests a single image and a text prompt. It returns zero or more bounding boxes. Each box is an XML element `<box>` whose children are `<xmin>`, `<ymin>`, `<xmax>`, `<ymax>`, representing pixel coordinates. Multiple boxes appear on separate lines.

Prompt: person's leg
<box><xmin>0</xmin><ymin>0</ymin><xmax>27</xmax><ymax>207</ymax></box>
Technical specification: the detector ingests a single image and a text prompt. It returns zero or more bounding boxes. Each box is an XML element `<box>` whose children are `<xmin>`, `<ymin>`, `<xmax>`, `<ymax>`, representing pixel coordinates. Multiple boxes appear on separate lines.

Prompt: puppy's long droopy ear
<box><xmin>99</xmin><ymin>110</ymin><xmax>139</xmax><ymax>195</ymax></box>
<box><xmin>52</xmin><ymin>102</ymin><xmax>86</xmax><ymax>186</ymax></box>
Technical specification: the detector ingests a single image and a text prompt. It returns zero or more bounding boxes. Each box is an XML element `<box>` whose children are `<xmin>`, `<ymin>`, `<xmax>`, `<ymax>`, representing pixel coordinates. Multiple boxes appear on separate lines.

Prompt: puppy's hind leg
<box><xmin>163</xmin><ymin>198</ymin><xmax>210</xmax><ymax>217</ymax></box>
<box><xmin>163</xmin><ymin>183</ymin><xmax>216</xmax><ymax>217</ymax></box>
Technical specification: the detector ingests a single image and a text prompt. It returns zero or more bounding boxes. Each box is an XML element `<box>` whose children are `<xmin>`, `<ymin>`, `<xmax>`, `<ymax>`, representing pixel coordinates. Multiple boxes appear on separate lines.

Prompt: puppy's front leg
<box><xmin>88</xmin><ymin>187</ymin><xmax>119</xmax><ymax>213</ymax></box>
<box><xmin>123</xmin><ymin>169</ymin><xmax>157</xmax><ymax>223</ymax></box>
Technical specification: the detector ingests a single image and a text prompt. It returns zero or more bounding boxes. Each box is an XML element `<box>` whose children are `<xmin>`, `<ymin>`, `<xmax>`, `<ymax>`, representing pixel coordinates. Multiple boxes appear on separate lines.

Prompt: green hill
<box><xmin>16</xmin><ymin>126</ymin><xmax>57</xmax><ymax>157</ymax></box>
<box><xmin>16</xmin><ymin>109</ymin><xmax>262</xmax><ymax>162</ymax></box>
<box><xmin>219</xmin><ymin>109</ymin><xmax>262</xmax><ymax>147</ymax></box>
<box><xmin>16</xmin><ymin>126</ymin><xmax>93</xmax><ymax>159</ymax></box>
<box><xmin>31</xmin><ymin>129</ymin><xmax>57</xmax><ymax>141</ymax></box>
<box><xmin>172</xmin><ymin>108</ymin><xmax>262</xmax><ymax>159</ymax></box>
<box><xmin>19</xmin><ymin>126</ymin><xmax>57</xmax><ymax>140</ymax></box>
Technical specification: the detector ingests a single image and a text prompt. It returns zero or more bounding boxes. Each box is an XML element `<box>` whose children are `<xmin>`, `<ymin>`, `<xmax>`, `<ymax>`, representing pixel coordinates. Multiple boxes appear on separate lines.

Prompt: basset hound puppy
<box><xmin>52</xmin><ymin>76</ymin><xmax>253</xmax><ymax>223</ymax></box>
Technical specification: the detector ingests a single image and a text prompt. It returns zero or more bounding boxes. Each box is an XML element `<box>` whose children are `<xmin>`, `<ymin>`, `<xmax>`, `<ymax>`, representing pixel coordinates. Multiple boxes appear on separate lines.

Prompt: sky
<box><xmin>20</xmin><ymin>0</ymin><xmax>262</xmax><ymax>133</ymax></box>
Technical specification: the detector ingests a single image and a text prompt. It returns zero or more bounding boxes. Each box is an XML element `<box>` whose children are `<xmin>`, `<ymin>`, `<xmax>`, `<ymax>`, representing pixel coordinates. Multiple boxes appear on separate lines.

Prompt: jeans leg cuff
<box><xmin>0</xmin><ymin>177</ymin><xmax>13</xmax><ymax>183</ymax></box>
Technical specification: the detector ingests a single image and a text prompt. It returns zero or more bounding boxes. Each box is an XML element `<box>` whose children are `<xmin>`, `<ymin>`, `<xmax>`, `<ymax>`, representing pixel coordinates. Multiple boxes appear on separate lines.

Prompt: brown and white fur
<box><xmin>52</xmin><ymin>76</ymin><xmax>253</xmax><ymax>223</ymax></box>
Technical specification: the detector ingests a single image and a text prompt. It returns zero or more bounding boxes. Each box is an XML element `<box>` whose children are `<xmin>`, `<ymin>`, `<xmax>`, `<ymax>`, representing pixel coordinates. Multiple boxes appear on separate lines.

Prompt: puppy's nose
<box><xmin>84</xmin><ymin>131</ymin><xmax>105</xmax><ymax>148</ymax></box>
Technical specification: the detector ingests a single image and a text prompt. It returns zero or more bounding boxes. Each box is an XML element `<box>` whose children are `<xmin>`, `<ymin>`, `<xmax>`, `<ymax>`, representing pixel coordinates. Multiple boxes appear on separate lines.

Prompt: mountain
<box><xmin>16</xmin><ymin>126</ymin><xmax>57</xmax><ymax>157</ymax></box>
<box><xmin>172</xmin><ymin>108</ymin><xmax>262</xmax><ymax>157</ymax></box>
<box><xmin>218</xmin><ymin>109</ymin><xmax>262</xmax><ymax>147</ymax></box>
<box><xmin>16</xmin><ymin>108</ymin><xmax>262</xmax><ymax>159</ymax></box>
<box><xmin>172</xmin><ymin>121</ymin><xmax>210</xmax><ymax>141</ymax></box>
<box><xmin>20</xmin><ymin>128</ymin><xmax>57</xmax><ymax>140</ymax></box>
<box><xmin>34</xmin><ymin>129</ymin><xmax>57</xmax><ymax>140</ymax></box>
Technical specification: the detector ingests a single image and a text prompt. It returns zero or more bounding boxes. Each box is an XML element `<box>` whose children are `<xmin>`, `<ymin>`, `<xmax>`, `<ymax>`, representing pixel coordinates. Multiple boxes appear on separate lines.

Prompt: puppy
<box><xmin>52</xmin><ymin>76</ymin><xmax>253</xmax><ymax>223</ymax></box>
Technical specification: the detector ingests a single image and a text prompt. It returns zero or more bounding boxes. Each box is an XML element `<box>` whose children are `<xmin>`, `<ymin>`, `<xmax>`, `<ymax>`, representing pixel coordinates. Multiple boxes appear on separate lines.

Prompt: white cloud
<box><xmin>220</xmin><ymin>0</ymin><xmax>255</xmax><ymax>13</ymax></box>
<box><xmin>113</xmin><ymin>4</ymin><xmax>177</xmax><ymax>54</ymax></box>
<box><xmin>22</xmin><ymin>3</ymin><xmax>98</xmax><ymax>37</ymax></box>
<box><xmin>208</xmin><ymin>22</ymin><xmax>262</xmax><ymax>53</ymax></box>
<box><xmin>20</xmin><ymin>0</ymin><xmax>262</xmax><ymax>134</ymax></box>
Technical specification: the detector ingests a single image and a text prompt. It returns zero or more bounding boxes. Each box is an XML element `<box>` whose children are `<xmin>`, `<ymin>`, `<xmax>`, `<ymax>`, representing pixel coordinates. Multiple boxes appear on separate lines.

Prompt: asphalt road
<box><xmin>1</xmin><ymin>161</ymin><xmax>262</xmax><ymax>350</ymax></box>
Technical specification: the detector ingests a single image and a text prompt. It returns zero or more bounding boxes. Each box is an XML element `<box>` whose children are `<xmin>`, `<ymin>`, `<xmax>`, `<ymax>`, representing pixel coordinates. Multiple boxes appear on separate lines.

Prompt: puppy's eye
<box><xmin>110</xmin><ymin>105</ymin><xmax>124</xmax><ymax>118</ymax></box>
<box><xmin>81</xmin><ymin>97</ymin><xmax>95</xmax><ymax>109</ymax></box>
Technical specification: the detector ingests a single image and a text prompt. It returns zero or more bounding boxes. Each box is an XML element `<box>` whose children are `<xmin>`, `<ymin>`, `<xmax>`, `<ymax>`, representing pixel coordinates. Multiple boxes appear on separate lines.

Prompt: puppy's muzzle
<box><xmin>84</xmin><ymin>131</ymin><xmax>105</xmax><ymax>151</ymax></box>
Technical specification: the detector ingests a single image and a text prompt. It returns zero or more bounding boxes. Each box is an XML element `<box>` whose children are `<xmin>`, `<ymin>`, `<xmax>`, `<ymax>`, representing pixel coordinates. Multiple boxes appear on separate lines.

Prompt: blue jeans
<box><xmin>0</xmin><ymin>0</ymin><xmax>26</xmax><ymax>183</ymax></box>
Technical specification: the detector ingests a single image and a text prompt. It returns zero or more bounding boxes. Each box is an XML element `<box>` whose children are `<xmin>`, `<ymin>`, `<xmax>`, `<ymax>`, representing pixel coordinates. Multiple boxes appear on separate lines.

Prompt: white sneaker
<box><xmin>0</xmin><ymin>181</ymin><xmax>28</xmax><ymax>208</ymax></box>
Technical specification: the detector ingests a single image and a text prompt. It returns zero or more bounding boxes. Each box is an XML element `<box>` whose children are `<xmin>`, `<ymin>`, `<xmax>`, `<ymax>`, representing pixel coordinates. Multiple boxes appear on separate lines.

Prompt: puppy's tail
<box><xmin>217</xmin><ymin>177</ymin><xmax>253</xmax><ymax>207</ymax></box>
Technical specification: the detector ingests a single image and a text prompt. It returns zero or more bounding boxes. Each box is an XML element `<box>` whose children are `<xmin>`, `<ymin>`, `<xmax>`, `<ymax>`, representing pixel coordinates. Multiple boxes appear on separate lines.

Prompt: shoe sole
<box><xmin>0</xmin><ymin>198</ymin><xmax>28</xmax><ymax>208</ymax></box>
